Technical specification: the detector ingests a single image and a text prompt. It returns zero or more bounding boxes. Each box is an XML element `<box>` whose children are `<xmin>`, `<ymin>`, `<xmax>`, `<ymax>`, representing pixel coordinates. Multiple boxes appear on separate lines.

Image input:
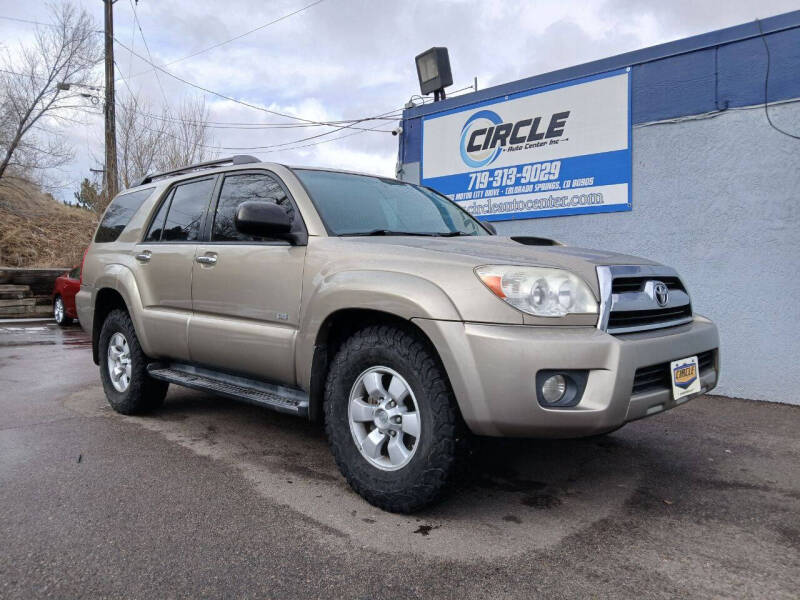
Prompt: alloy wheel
<box><xmin>107</xmin><ymin>332</ymin><xmax>132</xmax><ymax>392</ymax></box>
<box><xmin>348</xmin><ymin>366</ymin><xmax>421</xmax><ymax>471</ymax></box>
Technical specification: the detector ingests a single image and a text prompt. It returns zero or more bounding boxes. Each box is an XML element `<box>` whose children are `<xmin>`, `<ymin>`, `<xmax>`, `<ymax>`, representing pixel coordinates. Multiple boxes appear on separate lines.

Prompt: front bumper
<box><xmin>413</xmin><ymin>316</ymin><xmax>719</xmax><ymax>437</ymax></box>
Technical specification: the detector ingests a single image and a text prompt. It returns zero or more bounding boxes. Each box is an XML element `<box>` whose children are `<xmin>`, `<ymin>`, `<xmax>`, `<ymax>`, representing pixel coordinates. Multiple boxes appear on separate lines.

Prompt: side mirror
<box><xmin>235</xmin><ymin>201</ymin><xmax>293</xmax><ymax>240</ymax></box>
<box><xmin>482</xmin><ymin>221</ymin><xmax>497</xmax><ymax>235</ymax></box>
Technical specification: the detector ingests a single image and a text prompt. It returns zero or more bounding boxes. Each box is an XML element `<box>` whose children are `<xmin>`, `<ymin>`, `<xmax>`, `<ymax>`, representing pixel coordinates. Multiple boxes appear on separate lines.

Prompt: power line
<box><xmin>113</xmin><ymin>60</ymin><xmax>395</xmax><ymax>152</ymax></box>
<box><xmin>0</xmin><ymin>15</ymin><xmax>52</xmax><ymax>27</ymax></box>
<box><xmin>129</xmin><ymin>107</ymin><xmax>402</xmax><ymax>131</ymax></box>
<box><xmin>127</xmin><ymin>0</ymin><xmax>169</xmax><ymax>108</ymax></box>
<box><xmin>127</xmin><ymin>0</ymin><xmax>137</xmax><ymax>78</ymax></box>
<box><xmin>164</xmin><ymin>0</ymin><xmax>326</xmax><ymax>68</ymax></box>
<box><xmin>113</xmin><ymin>37</ymin><xmax>398</xmax><ymax>128</ymax></box>
<box><xmin>261</xmin><ymin>118</ymin><xmax>389</xmax><ymax>155</ymax></box>
<box><xmin>119</xmin><ymin>0</ymin><xmax>328</xmax><ymax>83</ymax></box>
<box><xmin>125</xmin><ymin>84</ymin><xmax>480</xmax><ymax>130</ymax></box>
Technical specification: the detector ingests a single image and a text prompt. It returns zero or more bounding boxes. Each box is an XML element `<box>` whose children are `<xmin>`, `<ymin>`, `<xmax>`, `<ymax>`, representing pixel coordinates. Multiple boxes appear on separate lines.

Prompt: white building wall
<box><xmin>492</xmin><ymin>102</ymin><xmax>800</xmax><ymax>404</ymax></box>
<box><xmin>401</xmin><ymin>101</ymin><xmax>800</xmax><ymax>404</ymax></box>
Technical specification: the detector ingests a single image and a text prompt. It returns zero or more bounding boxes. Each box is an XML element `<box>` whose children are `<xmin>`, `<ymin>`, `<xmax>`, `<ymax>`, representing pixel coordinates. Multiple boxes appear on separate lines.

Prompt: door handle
<box><xmin>135</xmin><ymin>251</ymin><xmax>151</xmax><ymax>263</ymax></box>
<box><xmin>196</xmin><ymin>255</ymin><xmax>217</xmax><ymax>265</ymax></box>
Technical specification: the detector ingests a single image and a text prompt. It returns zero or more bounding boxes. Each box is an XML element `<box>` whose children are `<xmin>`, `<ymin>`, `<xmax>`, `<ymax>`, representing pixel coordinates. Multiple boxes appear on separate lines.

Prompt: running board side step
<box><xmin>147</xmin><ymin>363</ymin><xmax>309</xmax><ymax>417</ymax></box>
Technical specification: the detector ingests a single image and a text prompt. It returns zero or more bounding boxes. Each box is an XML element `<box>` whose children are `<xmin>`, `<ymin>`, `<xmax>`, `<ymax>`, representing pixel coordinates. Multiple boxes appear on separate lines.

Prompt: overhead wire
<box><xmin>118</xmin><ymin>0</ymin><xmax>328</xmax><ymax>83</ymax></box>
<box><xmin>127</xmin><ymin>0</ymin><xmax>169</xmax><ymax>108</ymax></box>
<box><xmin>113</xmin><ymin>37</ymin><xmax>399</xmax><ymax>127</ymax></box>
<box><xmin>127</xmin><ymin>0</ymin><xmax>137</xmax><ymax>78</ymax></box>
<box><xmin>128</xmin><ymin>107</ymin><xmax>402</xmax><ymax>131</ymax></box>
<box><xmin>0</xmin><ymin>15</ymin><xmax>52</xmax><ymax>27</ymax></box>
<box><xmin>113</xmin><ymin>60</ymin><xmax>397</xmax><ymax>151</ymax></box>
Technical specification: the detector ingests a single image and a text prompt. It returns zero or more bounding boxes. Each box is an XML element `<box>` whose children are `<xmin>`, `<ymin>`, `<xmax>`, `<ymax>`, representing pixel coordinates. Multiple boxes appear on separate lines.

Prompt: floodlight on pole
<box><xmin>415</xmin><ymin>47</ymin><xmax>453</xmax><ymax>102</ymax></box>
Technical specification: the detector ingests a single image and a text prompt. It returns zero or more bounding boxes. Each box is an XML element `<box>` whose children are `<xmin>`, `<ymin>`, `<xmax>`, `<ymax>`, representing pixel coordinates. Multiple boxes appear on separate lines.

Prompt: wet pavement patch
<box><xmin>413</xmin><ymin>524</ymin><xmax>440</xmax><ymax>536</ymax></box>
<box><xmin>472</xmin><ymin>473</ymin><xmax>547</xmax><ymax>493</ymax></box>
<box><xmin>521</xmin><ymin>493</ymin><xmax>562</xmax><ymax>509</ymax></box>
<box><xmin>0</xmin><ymin>322</ymin><xmax>90</xmax><ymax>349</ymax></box>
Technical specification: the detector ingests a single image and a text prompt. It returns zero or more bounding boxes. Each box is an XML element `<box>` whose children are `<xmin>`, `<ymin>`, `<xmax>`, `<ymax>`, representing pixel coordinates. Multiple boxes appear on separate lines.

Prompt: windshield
<box><xmin>293</xmin><ymin>169</ymin><xmax>488</xmax><ymax>236</ymax></box>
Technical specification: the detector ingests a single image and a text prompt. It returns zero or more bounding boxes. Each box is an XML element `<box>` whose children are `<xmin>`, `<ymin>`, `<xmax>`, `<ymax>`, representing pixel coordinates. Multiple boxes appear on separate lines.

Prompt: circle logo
<box><xmin>460</xmin><ymin>110</ymin><xmax>503</xmax><ymax>168</ymax></box>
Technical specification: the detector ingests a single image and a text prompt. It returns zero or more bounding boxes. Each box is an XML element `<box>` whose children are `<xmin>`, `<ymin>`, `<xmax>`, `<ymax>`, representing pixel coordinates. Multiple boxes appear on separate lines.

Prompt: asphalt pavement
<box><xmin>1</xmin><ymin>320</ymin><xmax>798</xmax><ymax>599</ymax></box>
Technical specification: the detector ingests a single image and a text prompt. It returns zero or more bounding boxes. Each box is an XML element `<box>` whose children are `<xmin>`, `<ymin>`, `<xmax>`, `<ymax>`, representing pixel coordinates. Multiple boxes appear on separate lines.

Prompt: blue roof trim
<box><xmin>400</xmin><ymin>11</ymin><xmax>800</xmax><ymax>166</ymax></box>
<box><xmin>403</xmin><ymin>10</ymin><xmax>800</xmax><ymax>121</ymax></box>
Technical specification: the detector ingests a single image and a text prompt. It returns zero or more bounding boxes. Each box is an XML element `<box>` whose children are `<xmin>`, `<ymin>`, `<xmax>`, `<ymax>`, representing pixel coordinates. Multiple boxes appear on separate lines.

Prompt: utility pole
<box><xmin>103</xmin><ymin>0</ymin><xmax>118</xmax><ymax>200</ymax></box>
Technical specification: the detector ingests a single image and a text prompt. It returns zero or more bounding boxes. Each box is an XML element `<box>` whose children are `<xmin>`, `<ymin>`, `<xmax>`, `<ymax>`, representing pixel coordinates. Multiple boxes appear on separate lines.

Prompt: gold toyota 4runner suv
<box><xmin>77</xmin><ymin>155</ymin><xmax>720</xmax><ymax>512</ymax></box>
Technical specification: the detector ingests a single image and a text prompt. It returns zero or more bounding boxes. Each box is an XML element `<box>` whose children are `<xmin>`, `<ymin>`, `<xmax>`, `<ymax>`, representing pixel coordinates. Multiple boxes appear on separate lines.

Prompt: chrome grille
<box><xmin>597</xmin><ymin>265</ymin><xmax>694</xmax><ymax>334</ymax></box>
<box><xmin>607</xmin><ymin>305</ymin><xmax>693</xmax><ymax>330</ymax></box>
<box><xmin>612</xmin><ymin>276</ymin><xmax>685</xmax><ymax>294</ymax></box>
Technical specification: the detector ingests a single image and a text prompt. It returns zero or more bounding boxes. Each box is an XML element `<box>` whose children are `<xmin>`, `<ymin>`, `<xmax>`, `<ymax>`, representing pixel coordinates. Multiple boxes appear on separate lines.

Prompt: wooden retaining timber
<box><xmin>0</xmin><ymin>268</ymin><xmax>69</xmax><ymax>319</ymax></box>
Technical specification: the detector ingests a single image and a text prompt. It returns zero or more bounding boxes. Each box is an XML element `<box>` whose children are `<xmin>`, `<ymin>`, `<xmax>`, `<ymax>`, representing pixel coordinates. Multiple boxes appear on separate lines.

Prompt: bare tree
<box><xmin>116</xmin><ymin>94</ymin><xmax>167</xmax><ymax>190</ymax></box>
<box><xmin>157</xmin><ymin>97</ymin><xmax>215</xmax><ymax>172</ymax></box>
<box><xmin>115</xmin><ymin>93</ymin><xmax>215</xmax><ymax>190</ymax></box>
<box><xmin>0</xmin><ymin>3</ymin><xmax>101</xmax><ymax>181</ymax></box>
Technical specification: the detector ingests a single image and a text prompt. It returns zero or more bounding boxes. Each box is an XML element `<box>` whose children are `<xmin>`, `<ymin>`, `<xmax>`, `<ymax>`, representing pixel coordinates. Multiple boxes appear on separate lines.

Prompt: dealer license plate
<box><xmin>670</xmin><ymin>355</ymin><xmax>700</xmax><ymax>400</ymax></box>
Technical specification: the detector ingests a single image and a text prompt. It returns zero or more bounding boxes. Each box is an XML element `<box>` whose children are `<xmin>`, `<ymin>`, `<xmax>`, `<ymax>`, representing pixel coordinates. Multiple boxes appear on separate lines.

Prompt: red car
<box><xmin>52</xmin><ymin>265</ymin><xmax>81</xmax><ymax>326</ymax></box>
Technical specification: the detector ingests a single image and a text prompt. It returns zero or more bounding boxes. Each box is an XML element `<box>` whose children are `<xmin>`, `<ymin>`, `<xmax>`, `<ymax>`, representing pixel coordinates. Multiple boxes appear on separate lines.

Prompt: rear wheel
<box><xmin>53</xmin><ymin>296</ymin><xmax>72</xmax><ymax>327</ymax></box>
<box><xmin>99</xmin><ymin>309</ymin><xmax>168</xmax><ymax>414</ymax></box>
<box><xmin>324</xmin><ymin>324</ymin><xmax>461</xmax><ymax>513</ymax></box>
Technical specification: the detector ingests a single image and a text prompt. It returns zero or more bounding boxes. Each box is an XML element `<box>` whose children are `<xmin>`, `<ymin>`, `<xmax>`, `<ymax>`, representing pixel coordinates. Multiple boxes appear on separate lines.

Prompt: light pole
<box><xmin>103</xmin><ymin>0</ymin><xmax>118</xmax><ymax>200</ymax></box>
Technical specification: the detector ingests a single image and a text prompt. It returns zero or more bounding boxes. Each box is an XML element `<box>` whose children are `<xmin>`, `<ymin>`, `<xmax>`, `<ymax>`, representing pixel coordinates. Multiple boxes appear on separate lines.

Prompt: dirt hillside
<box><xmin>0</xmin><ymin>177</ymin><xmax>97</xmax><ymax>268</ymax></box>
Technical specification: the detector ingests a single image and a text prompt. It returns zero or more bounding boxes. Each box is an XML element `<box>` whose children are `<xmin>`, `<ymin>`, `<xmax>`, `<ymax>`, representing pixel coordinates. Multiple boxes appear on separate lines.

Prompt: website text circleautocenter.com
<box><xmin>460</xmin><ymin>192</ymin><xmax>605</xmax><ymax>215</ymax></box>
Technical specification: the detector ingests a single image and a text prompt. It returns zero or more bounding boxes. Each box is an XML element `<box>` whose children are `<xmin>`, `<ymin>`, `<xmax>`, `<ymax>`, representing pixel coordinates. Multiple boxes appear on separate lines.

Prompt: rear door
<box><xmin>189</xmin><ymin>170</ymin><xmax>307</xmax><ymax>384</ymax></box>
<box><xmin>134</xmin><ymin>176</ymin><xmax>216</xmax><ymax>361</ymax></box>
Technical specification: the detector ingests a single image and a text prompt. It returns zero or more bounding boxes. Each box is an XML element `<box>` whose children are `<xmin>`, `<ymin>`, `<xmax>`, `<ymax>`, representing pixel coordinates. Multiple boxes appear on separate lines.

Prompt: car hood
<box><xmin>337</xmin><ymin>235</ymin><xmax>659</xmax><ymax>292</ymax></box>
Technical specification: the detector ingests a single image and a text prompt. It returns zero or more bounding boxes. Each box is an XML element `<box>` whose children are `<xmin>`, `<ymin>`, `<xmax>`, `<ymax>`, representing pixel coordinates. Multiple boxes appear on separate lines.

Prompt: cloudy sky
<box><xmin>0</xmin><ymin>0</ymin><xmax>797</xmax><ymax>200</ymax></box>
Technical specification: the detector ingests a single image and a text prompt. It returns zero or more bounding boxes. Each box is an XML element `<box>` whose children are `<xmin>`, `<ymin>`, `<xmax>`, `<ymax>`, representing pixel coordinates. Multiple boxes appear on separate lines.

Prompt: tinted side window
<box><xmin>68</xmin><ymin>266</ymin><xmax>81</xmax><ymax>279</ymax></box>
<box><xmin>212</xmin><ymin>173</ymin><xmax>295</xmax><ymax>242</ymax></box>
<box><xmin>160</xmin><ymin>178</ymin><xmax>215</xmax><ymax>242</ymax></box>
<box><xmin>144</xmin><ymin>190</ymin><xmax>173</xmax><ymax>242</ymax></box>
<box><xmin>94</xmin><ymin>188</ymin><xmax>155</xmax><ymax>243</ymax></box>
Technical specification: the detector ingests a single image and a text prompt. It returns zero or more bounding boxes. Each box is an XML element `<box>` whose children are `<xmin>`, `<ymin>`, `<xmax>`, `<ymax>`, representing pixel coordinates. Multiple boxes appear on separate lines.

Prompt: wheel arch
<box><xmin>91</xmin><ymin>287</ymin><xmax>128</xmax><ymax>364</ymax></box>
<box><xmin>305</xmin><ymin>307</ymin><xmax>453</xmax><ymax>423</ymax></box>
<box><xmin>90</xmin><ymin>264</ymin><xmax>155</xmax><ymax>365</ymax></box>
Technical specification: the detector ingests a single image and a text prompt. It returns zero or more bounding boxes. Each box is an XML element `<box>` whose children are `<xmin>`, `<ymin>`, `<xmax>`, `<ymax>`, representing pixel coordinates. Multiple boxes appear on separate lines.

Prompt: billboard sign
<box><xmin>420</xmin><ymin>69</ymin><xmax>631</xmax><ymax>220</ymax></box>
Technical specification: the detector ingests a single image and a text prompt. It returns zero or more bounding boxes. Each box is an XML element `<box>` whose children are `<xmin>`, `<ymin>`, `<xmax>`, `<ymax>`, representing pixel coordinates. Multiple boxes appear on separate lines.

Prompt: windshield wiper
<box><xmin>343</xmin><ymin>229</ymin><xmax>444</xmax><ymax>237</ymax></box>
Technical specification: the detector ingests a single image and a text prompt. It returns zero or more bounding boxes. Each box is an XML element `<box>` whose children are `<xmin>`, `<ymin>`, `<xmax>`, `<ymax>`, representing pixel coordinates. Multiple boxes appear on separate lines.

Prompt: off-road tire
<box><xmin>53</xmin><ymin>295</ymin><xmax>72</xmax><ymax>327</ymax></box>
<box><xmin>324</xmin><ymin>324</ymin><xmax>461</xmax><ymax>513</ymax></box>
<box><xmin>99</xmin><ymin>308</ymin><xmax>168</xmax><ymax>415</ymax></box>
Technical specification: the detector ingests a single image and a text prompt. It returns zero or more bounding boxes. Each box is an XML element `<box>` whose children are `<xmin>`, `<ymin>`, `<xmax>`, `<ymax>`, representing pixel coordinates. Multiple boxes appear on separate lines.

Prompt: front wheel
<box><xmin>99</xmin><ymin>309</ymin><xmax>168</xmax><ymax>415</ymax></box>
<box><xmin>324</xmin><ymin>325</ymin><xmax>462</xmax><ymax>513</ymax></box>
<box><xmin>53</xmin><ymin>296</ymin><xmax>72</xmax><ymax>327</ymax></box>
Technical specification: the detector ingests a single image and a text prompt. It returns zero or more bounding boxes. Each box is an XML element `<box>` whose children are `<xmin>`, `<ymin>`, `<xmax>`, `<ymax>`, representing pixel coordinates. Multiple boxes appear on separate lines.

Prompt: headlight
<box><xmin>475</xmin><ymin>265</ymin><xmax>598</xmax><ymax>317</ymax></box>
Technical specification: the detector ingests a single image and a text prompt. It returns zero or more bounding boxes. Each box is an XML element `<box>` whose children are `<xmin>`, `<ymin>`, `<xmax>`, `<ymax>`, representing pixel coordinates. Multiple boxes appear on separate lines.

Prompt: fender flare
<box><xmin>93</xmin><ymin>264</ymin><xmax>155</xmax><ymax>358</ymax></box>
<box><xmin>295</xmin><ymin>270</ymin><xmax>461</xmax><ymax>389</ymax></box>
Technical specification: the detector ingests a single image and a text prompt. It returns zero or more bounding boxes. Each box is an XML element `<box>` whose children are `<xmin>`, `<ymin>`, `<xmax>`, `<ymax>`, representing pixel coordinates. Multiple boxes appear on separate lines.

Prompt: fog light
<box><xmin>541</xmin><ymin>374</ymin><xmax>567</xmax><ymax>404</ymax></box>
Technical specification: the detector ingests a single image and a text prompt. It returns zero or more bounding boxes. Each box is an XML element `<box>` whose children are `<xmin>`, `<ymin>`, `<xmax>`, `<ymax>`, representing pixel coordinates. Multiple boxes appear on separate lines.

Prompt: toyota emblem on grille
<box><xmin>652</xmin><ymin>281</ymin><xmax>669</xmax><ymax>307</ymax></box>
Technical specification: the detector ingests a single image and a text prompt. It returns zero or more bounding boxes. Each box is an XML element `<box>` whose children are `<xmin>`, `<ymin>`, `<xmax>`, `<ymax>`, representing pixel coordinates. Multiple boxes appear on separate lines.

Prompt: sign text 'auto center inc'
<box><xmin>420</xmin><ymin>69</ymin><xmax>632</xmax><ymax>221</ymax></box>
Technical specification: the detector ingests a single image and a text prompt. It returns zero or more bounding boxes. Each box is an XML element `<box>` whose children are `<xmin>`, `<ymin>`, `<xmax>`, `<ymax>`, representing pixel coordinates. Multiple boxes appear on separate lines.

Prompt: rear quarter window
<box><xmin>94</xmin><ymin>187</ymin><xmax>155</xmax><ymax>243</ymax></box>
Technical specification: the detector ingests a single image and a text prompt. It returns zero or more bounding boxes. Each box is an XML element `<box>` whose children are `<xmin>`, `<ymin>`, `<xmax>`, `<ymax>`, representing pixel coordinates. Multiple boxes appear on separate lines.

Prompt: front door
<box><xmin>189</xmin><ymin>170</ymin><xmax>307</xmax><ymax>385</ymax></box>
<box><xmin>134</xmin><ymin>176</ymin><xmax>217</xmax><ymax>361</ymax></box>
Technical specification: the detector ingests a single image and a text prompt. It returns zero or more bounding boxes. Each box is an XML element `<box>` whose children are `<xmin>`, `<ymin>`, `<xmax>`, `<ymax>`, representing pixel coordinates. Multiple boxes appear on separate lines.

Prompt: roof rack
<box><xmin>136</xmin><ymin>155</ymin><xmax>260</xmax><ymax>186</ymax></box>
